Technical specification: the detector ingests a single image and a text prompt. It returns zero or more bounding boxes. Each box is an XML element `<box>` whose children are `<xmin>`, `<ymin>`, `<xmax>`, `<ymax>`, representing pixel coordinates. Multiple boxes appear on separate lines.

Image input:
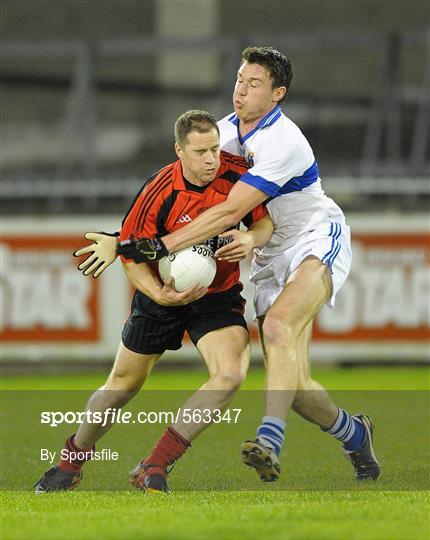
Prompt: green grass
<box><xmin>3</xmin><ymin>365</ymin><xmax>429</xmax><ymax>390</ymax></box>
<box><xmin>1</xmin><ymin>366</ymin><xmax>429</xmax><ymax>539</ymax></box>
<box><xmin>2</xmin><ymin>491</ymin><xmax>429</xmax><ymax>540</ymax></box>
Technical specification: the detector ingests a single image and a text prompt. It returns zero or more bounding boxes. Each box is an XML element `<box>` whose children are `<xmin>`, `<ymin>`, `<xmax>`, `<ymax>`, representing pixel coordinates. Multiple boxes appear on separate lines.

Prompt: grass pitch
<box><xmin>2</xmin><ymin>366</ymin><xmax>429</xmax><ymax>540</ymax></box>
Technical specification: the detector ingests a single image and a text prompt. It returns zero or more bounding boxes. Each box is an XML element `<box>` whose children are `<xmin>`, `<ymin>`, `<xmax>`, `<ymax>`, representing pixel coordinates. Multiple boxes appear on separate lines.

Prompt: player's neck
<box><xmin>239</xmin><ymin>118</ymin><xmax>261</xmax><ymax>138</ymax></box>
<box><xmin>238</xmin><ymin>107</ymin><xmax>276</xmax><ymax>138</ymax></box>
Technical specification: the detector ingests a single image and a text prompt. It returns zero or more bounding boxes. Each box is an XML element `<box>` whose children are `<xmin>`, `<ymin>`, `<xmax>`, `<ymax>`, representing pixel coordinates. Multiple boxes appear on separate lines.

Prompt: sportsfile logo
<box><xmin>40</xmin><ymin>407</ymin><xmax>242</xmax><ymax>427</ymax></box>
<box><xmin>176</xmin><ymin>214</ymin><xmax>192</xmax><ymax>224</ymax></box>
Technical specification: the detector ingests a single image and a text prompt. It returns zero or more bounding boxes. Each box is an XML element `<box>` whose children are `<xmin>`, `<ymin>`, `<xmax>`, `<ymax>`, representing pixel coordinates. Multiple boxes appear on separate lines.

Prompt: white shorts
<box><xmin>251</xmin><ymin>221</ymin><xmax>352</xmax><ymax>318</ymax></box>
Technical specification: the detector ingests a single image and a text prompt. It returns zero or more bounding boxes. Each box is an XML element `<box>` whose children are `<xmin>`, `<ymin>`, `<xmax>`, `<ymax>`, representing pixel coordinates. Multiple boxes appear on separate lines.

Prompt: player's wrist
<box><xmin>99</xmin><ymin>230</ymin><xmax>120</xmax><ymax>238</ymax></box>
<box><xmin>117</xmin><ymin>236</ymin><xmax>168</xmax><ymax>263</ymax></box>
<box><xmin>154</xmin><ymin>289</ymin><xmax>167</xmax><ymax>306</ymax></box>
<box><xmin>242</xmin><ymin>231</ymin><xmax>256</xmax><ymax>249</ymax></box>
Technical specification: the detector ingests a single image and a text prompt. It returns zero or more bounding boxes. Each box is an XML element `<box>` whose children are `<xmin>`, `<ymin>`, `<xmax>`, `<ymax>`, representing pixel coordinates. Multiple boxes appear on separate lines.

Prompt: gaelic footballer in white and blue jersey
<box><xmin>218</xmin><ymin>103</ymin><xmax>351</xmax><ymax>311</ymax></box>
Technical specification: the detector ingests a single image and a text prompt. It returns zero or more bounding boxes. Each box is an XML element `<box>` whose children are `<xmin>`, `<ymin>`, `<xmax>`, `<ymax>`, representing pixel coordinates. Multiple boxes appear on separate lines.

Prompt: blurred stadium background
<box><xmin>1</xmin><ymin>0</ymin><xmax>429</xmax><ymax>369</ymax></box>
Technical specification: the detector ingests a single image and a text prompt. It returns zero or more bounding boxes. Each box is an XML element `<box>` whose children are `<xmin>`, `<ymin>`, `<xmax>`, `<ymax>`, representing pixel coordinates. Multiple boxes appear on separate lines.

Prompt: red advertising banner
<box><xmin>313</xmin><ymin>233</ymin><xmax>430</xmax><ymax>342</ymax></box>
<box><xmin>1</xmin><ymin>221</ymin><xmax>428</xmax><ymax>359</ymax></box>
<box><xmin>1</xmin><ymin>236</ymin><xmax>100</xmax><ymax>342</ymax></box>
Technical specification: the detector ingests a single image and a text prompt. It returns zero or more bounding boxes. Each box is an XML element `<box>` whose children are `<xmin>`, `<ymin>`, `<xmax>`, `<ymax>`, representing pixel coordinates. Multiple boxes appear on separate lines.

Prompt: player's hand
<box><xmin>157</xmin><ymin>277</ymin><xmax>207</xmax><ymax>306</ymax></box>
<box><xmin>74</xmin><ymin>231</ymin><xmax>119</xmax><ymax>278</ymax></box>
<box><xmin>117</xmin><ymin>236</ymin><xmax>168</xmax><ymax>263</ymax></box>
<box><xmin>215</xmin><ymin>229</ymin><xmax>255</xmax><ymax>262</ymax></box>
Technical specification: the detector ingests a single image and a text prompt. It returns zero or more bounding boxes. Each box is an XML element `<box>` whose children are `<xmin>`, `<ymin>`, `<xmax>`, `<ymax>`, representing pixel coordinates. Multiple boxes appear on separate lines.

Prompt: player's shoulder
<box><xmin>271</xmin><ymin>112</ymin><xmax>309</xmax><ymax>145</ymax></box>
<box><xmin>220</xmin><ymin>150</ymin><xmax>247</xmax><ymax>168</ymax></box>
<box><xmin>255</xmin><ymin>112</ymin><xmax>313</xmax><ymax>158</ymax></box>
<box><xmin>218</xmin><ymin>112</ymin><xmax>238</xmax><ymax>140</ymax></box>
<box><xmin>218</xmin><ymin>151</ymin><xmax>248</xmax><ymax>182</ymax></box>
<box><xmin>218</xmin><ymin>112</ymin><xmax>236</xmax><ymax>128</ymax></box>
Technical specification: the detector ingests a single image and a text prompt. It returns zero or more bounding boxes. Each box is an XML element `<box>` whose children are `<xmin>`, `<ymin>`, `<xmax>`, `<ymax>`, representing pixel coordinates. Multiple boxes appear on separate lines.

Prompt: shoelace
<box><xmin>166</xmin><ymin>461</ymin><xmax>177</xmax><ymax>475</ymax></box>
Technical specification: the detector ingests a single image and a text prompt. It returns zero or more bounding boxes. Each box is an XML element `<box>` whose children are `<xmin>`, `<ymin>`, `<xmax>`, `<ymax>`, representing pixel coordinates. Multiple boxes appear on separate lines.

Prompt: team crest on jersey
<box><xmin>246</xmin><ymin>152</ymin><xmax>255</xmax><ymax>167</ymax></box>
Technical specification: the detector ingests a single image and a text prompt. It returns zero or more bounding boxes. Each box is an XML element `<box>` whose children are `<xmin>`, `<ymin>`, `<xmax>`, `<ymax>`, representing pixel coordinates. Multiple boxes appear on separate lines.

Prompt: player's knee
<box><xmin>296</xmin><ymin>379</ymin><xmax>311</xmax><ymax>392</ymax></box>
<box><xmin>211</xmin><ymin>369</ymin><xmax>244</xmax><ymax>392</ymax></box>
<box><xmin>262</xmin><ymin>313</ymin><xmax>299</xmax><ymax>347</ymax></box>
<box><xmin>104</xmin><ymin>369</ymin><xmax>143</xmax><ymax>395</ymax></box>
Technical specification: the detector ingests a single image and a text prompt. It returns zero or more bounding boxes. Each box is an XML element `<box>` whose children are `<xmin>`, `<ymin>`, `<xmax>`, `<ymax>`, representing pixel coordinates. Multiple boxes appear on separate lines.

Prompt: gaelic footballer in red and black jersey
<box><xmin>120</xmin><ymin>151</ymin><xmax>267</xmax><ymax>295</ymax></box>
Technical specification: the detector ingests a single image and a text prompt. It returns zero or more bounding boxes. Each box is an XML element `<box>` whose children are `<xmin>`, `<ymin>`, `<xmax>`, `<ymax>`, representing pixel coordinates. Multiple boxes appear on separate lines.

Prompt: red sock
<box><xmin>59</xmin><ymin>434</ymin><xmax>95</xmax><ymax>473</ymax></box>
<box><xmin>144</xmin><ymin>427</ymin><xmax>191</xmax><ymax>473</ymax></box>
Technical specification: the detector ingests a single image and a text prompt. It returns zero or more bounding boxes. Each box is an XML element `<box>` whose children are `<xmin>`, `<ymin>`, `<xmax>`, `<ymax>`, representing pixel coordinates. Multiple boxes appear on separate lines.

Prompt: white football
<box><xmin>158</xmin><ymin>244</ymin><xmax>217</xmax><ymax>292</ymax></box>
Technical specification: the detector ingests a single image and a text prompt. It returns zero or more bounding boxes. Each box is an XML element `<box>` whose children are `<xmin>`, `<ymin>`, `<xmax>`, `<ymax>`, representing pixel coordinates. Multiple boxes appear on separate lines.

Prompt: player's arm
<box><xmin>163</xmin><ymin>181</ymin><xmax>267</xmax><ymax>252</ymax></box>
<box><xmin>123</xmin><ymin>261</ymin><xmax>207</xmax><ymax>306</ymax></box>
<box><xmin>248</xmin><ymin>215</ymin><xmax>275</xmax><ymax>246</ymax></box>
<box><xmin>117</xmin><ymin>181</ymin><xmax>268</xmax><ymax>262</ymax></box>
<box><xmin>215</xmin><ymin>215</ymin><xmax>274</xmax><ymax>262</ymax></box>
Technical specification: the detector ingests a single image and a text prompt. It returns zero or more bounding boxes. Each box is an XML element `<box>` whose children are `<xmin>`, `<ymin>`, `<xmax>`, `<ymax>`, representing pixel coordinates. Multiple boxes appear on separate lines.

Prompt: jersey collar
<box><xmin>228</xmin><ymin>105</ymin><xmax>282</xmax><ymax>145</ymax></box>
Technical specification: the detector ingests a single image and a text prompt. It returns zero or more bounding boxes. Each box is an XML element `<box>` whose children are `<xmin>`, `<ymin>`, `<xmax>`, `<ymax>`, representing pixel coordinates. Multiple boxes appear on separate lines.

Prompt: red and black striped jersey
<box><xmin>120</xmin><ymin>151</ymin><xmax>267</xmax><ymax>294</ymax></box>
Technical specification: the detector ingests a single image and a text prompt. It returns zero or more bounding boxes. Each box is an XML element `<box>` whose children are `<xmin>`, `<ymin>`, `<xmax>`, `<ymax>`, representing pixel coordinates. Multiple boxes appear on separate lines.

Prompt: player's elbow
<box><xmin>222</xmin><ymin>205</ymin><xmax>246</xmax><ymax>230</ymax></box>
<box><xmin>223</xmin><ymin>213</ymin><xmax>240</xmax><ymax>230</ymax></box>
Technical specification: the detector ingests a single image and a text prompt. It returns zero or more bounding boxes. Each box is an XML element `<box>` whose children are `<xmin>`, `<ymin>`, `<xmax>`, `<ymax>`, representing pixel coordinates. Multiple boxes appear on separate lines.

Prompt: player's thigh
<box><xmin>264</xmin><ymin>256</ymin><xmax>331</xmax><ymax>338</ymax></box>
<box><xmin>196</xmin><ymin>325</ymin><xmax>250</xmax><ymax>383</ymax></box>
<box><xmin>257</xmin><ymin>315</ymin><xmax>268</xmax><ymax>363</ymax></box>
<box><xmin>104</xmin><ymin>341</ymin><xmax>161</xmax><ymax>392</ymax></box>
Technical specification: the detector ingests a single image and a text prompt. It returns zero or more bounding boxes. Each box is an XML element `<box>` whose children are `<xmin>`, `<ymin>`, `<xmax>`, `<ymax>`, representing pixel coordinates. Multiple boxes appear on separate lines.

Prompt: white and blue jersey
<box><xmin>218</xmin><ymin>105</ymin><xmax>346</xmax><ymax>255</ymax></box>
<box><xmin>218</xmin><ymin>105</ymin><xmax>351</xmax><ymax>313</ymax></box>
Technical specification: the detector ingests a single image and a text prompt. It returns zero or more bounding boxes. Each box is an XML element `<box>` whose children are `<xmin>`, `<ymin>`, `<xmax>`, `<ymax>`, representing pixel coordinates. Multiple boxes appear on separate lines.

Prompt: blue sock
<box><xmin>325</xmin><ymin>408</ymin><xmax>365</xmax><ymax>451</ymax></box>
<box><xmin>256</xmin><ymin>416</ymin><xmax>286</xmax><ymax>456</ymax></box>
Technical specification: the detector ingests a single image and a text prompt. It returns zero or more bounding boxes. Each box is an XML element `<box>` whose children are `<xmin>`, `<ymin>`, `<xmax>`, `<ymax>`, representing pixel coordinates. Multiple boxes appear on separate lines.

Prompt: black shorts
<box><xmin>122</xmin><ymin>284</ymin><xmax>248</xmax><ymax>355</ymax></box>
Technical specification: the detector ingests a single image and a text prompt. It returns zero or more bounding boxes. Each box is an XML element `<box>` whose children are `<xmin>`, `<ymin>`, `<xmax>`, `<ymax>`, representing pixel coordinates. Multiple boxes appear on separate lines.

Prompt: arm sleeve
<box><xmin>239</xmin><ymin>142</ymin><xmax>315</xmax><ymax>196</ymax></box>
<box><xmin>218</xmin><ymin>153</ymin><xmax>269</xmax><ymax>227</ymax></box>
<box><xmin>120</xmin><ymin>189</ymin><xmax>162</xmax><ymax>262</ymax></box>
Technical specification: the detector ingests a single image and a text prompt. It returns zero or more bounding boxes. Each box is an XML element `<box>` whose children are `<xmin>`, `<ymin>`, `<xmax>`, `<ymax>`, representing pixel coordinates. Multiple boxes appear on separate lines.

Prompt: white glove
<box><xmin>74</xmin><ymin>231</ymin><xmax>119</xmax><ymax>278</ymax></box>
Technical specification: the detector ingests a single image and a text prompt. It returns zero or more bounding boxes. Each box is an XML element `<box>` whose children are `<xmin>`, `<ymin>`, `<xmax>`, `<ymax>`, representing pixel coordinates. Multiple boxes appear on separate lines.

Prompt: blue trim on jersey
<box><xmin>228</xmin><ymin>105</ymin><xmax>282</xmax><ymax>145</ymax></box>
<box><xmin>239</xmin><ymin>161</ymin><xmax>320</xmax><ymax>197</ymax></box>
<box><xmin>278</xmin><ymin>161</ymin><xmax>320</xmax><ymax>194</ymax></box>
<box><xmin>228</xmin><ymin>113</ymin><xmax>239</xmax><ymax>126</ymax></box>
<box><xmin>239</xmin><ymin>172</ymin><xmax>280</xmax><ymax>196</ymax></box>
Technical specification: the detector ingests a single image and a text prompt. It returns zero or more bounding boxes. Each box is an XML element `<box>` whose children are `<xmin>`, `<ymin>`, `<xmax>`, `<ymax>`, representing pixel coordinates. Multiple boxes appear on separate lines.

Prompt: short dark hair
<box><xmin>174</xmin><ymin>110</ymin><xmax>219</xmax><ymax>147</ymax></box>
<box><xmin>241</xmin><ymin>46</ymin><xmax>293</xmax><ymax>99</ymax></box>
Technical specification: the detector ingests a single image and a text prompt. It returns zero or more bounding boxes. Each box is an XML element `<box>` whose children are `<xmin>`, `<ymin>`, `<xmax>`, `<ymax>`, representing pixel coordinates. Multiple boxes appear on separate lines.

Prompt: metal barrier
<box><xmin>1</xmin><ymin>31</ymin><xmax>429</xmax><ymax>212</ymax></box>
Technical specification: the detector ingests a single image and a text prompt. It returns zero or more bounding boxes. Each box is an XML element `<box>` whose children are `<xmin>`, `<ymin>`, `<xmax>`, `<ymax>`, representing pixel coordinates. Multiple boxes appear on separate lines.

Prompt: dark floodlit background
<box><xmin>2</xmin><ymin>1</ymin><xmax>429</xmax><ymax>213</ymax></box>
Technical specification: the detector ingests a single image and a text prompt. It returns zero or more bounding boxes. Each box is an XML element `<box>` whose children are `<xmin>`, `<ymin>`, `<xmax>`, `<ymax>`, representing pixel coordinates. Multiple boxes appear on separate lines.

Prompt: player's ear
<box><xmin>274</xmin><ymin>86</ymin><xmax>286</xmax><ymax>103</ymax></box>
<box><xmin>174</xmin><ymin>142</ymin><xmax>182</xmax><ymax>159</ymax></box>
